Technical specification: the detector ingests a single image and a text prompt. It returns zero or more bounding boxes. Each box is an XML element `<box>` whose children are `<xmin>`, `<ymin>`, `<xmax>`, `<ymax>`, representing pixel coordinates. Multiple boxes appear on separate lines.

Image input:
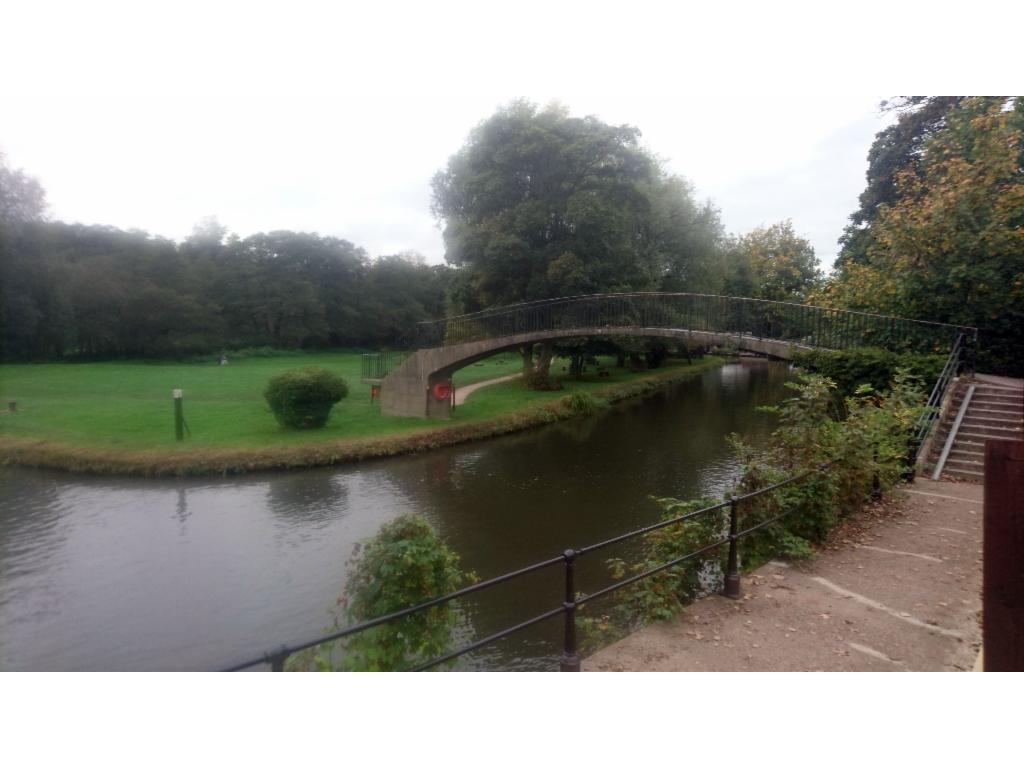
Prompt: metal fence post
<box><xmin>173</xmin><ymin>389</ymin><xmax>184</xmax><ymax>441</ymax></box>
<box><xmin>560</xmin><ymin>549</ymin><xmax>581</xmax><ymax>671</ymax></box>
<box><xmin>724</xmin><ymin>499</ymin><xmax>741</xmax><ymax>599</ymax></box>
<box><xmin>269</xmin><ymin>646</ymin><xmax>289</xmax><ymax>672</ymax></box>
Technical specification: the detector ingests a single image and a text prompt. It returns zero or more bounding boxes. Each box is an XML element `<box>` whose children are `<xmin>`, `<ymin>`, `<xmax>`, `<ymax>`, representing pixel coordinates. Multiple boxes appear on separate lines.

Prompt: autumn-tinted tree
<box><xmin>823</xmin><ymin>97</ymin><xmax>1024</xmax><ymax>374</ymax></box>
<box><xmin>836</xmin><ymin>97</ymin><xmax>964</xmax><ymax>268</ymax></box>
<box><xmin>723</xmin><ymin>220</ymin><xmax>822</xmax><ymax>302</ymax></box>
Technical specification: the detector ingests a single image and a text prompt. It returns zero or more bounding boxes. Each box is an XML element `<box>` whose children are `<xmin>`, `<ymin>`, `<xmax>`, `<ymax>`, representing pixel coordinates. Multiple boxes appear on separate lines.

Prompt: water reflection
<box><xmin>265</xmin><ymin>472</ymin><xmax>349</xmax><ymax>527</ymax></box>
<box><xmin>0</xmin><ymin>359</ymin><xmax>791</xmax><ymax>670</ymax></box>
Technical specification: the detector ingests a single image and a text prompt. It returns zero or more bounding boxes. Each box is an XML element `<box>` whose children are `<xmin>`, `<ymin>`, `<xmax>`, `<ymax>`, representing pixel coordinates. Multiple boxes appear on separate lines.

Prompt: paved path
<box><xmin>586</xmin><ymin>478</ymin><xmax>983</xmax><ymax>671</ymax></box>
<box><xmin>453</xmin><ymin>373</ymin><xmax>522</xmax><ymax>405</ymax></box>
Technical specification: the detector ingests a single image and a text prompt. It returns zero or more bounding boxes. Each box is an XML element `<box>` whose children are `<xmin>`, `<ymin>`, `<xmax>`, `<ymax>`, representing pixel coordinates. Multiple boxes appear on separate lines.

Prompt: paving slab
<box><xmin>585</xmin><ymin>478</ymin><xmax>983</xmax><ymax>672</ymax></box>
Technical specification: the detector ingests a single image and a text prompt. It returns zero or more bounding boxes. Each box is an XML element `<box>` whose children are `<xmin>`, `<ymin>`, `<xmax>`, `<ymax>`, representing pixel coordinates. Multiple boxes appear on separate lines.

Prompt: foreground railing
<box><xmin>224</xmin><ymin>465</ymin><xmax>829</xmax><ymax>672</ymax></box>
<box><xmin>414</xmin><ymin>293</ymin><xmax>975</xmax><ymax>355</ymax></box>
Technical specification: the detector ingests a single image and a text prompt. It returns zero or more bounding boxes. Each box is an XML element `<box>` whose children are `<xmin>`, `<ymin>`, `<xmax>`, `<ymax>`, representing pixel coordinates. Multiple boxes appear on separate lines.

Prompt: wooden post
<box><xmin>983</xmin><ymin>440</ymin><xmax>1024</xmax><ymax>671</ymax></box>
<box><xmin>173</xmin><ymin>389</ymin><xmax>184</xmax><ymax>441</ymax></box>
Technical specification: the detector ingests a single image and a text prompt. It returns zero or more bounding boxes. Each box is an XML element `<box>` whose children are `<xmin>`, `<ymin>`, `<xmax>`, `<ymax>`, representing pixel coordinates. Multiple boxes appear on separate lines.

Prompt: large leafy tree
<box><xmin>722</xmin><ymin>220</ymin><xmax>822</xmax><ymax>302</ymax></box>
<box><xmin>836</xmin><ymin>97</ymin><xmax>965</xmax><ymax>268</ymax></box>
<box><xmin>432</xmin><ymin>101</ymin><xmax>724</xmax><ymax>380</ymax></box>
<box><xmin>823</xmin><ymin>97</ymin><xmax>1024</xmax><ymax>374</ymax></box>
<box><xmin>0</xmin><ymin>155</ymin><xmax>50</xmax><ymax>358</ymax></box>
<box><xmin>0</xmin><ymin>153</ymin><xmax>47</xmax><ymax>226</ymax></box>
<box><xmin>432</xmin><ymin>101</ymin><xmax>722</xmax><ymax>309</ymax></box>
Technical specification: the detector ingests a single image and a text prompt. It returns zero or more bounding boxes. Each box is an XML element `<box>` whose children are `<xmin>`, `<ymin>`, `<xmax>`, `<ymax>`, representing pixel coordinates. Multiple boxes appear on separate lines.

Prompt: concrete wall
<box><xmin>380</xmin><ymin>327</ymin><xmax>815</xmax><ymax>419</ymax></box>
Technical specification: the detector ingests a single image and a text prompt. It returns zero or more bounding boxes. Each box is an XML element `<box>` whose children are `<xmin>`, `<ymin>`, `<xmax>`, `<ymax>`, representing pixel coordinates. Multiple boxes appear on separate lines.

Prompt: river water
<box><xmin>0</xmin><ymin>359</ymin><xmax>793</xmax><ymax>671</ymax></box>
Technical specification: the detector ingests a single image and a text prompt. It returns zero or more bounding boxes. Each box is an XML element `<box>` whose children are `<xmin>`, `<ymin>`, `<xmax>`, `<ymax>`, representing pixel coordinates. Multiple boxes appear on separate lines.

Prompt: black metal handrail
<box><xmin>360</xmin><ymin>350</ymin><xmax>408</xmax><ymax>381</ymax></box>
<box><xmin>224</xmin><ymin>463</ymin><xmax>831</xmax><ymax>672</ymax></box>
<box><xmin>414</xmin><ymin>292</ymin><xmax>976</xmax><ymax>355</ymax></box>
<box><xmin>359</xmin><ymin>293</ymin><xmax>977</xmax><ymax>382</ymax></box>
<box><xmin>912</xmin><ymin>332</ymin><xmax>967</xmax><ymax>461</ymax></box>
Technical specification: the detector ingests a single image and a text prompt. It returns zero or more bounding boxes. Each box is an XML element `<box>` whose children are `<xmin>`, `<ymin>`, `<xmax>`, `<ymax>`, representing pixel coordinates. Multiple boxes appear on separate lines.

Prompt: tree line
<box><xmin>0</xmin><ymin>208</ymin><xmax>450</xmax><ymax>360</ymax></box>
<box><xmin>2</xmin><ymin>100</ymin><xmax>828</xmax><ymax>363</ymax></box>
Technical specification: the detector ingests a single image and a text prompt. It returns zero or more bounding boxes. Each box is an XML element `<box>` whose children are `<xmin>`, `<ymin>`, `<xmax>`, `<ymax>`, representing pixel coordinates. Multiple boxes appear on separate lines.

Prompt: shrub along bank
<box><xmin>579</xmin><ymin>370</ymin><xmax>927</xmax><ymax>649</ymax></box>
<box><xmin>792</xmin><ymin>347</ymin><xmax>945</xmax><ymax>400</ymax></box>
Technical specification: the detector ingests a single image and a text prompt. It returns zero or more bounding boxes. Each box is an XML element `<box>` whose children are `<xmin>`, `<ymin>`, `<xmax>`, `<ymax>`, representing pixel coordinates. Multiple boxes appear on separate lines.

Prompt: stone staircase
<box><xmin>928</xmin><ymin>378</ymin><xmax>1024</xmax><ymax>481</ymax></box>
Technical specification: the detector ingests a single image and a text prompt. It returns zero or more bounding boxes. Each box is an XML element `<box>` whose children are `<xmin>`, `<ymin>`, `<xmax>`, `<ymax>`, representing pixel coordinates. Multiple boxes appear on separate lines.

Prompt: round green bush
<box><xmin>263</xmin><ymin>367</ymin><xmax>348</xmax><ymax>429</ymax></box>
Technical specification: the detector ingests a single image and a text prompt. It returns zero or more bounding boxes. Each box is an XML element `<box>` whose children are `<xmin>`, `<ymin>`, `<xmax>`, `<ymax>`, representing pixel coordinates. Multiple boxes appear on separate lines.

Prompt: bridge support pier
<box><xmin>379</xmin><ymin>353</ymin><xmax>454</xmax><ymax>419</ymax></box>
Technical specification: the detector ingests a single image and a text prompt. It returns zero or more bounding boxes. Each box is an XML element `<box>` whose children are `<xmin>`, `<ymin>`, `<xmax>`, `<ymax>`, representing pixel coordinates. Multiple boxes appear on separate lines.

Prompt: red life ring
<box><xmin>432</xmin><ymin>381</ymin><xmax>452</xmax><ymax>401</ymax></box>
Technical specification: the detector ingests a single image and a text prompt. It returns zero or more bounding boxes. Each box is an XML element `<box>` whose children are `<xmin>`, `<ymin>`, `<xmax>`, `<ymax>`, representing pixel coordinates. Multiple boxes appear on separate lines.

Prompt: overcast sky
<box><xmin>0</xmin><ymin>2</ymin><xmax>1011</xmax><ymax>271</ymax></box>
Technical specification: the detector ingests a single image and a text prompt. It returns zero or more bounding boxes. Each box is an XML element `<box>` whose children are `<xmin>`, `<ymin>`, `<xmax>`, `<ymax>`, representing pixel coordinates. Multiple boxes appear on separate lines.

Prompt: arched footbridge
<box><xmin>362</xmin><ymin>293</ymin><xmax>976</xmax><ymax>420</ymax></box>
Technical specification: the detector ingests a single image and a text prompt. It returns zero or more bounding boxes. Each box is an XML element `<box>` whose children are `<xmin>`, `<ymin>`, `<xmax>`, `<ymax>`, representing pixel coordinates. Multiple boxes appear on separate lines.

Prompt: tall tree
<box><xmin>823</xmin><ymin>97</ymin><xmax>1024</xmax><ymax>374</ymax></box>
<box><xmin>1</xmin><ymin>156</ymin><xmax>51</xmax><ymax>359</ymax></box>
<box><xmin>0</xmin><ymin>153</ymin><xmax>47</xmax><ymax>226</ymax></box>
<box><xmin>836</xmin><ymin>97</ymin><xmax>964</xmax><ymax>268</ymax></box>
<box><xmin>723</xmin><ymin>220</ymin><xmax>822</xmax><ymax>302</ymax></box>
<box><xmin>432</xmin><ymin>101</ymin><xmax>724</xmax><ymax>380</ymax></box>
<box><xmin>433</xmin><ymin>101</ymin><xmax>711</xmax><ymax>308</ymax></box>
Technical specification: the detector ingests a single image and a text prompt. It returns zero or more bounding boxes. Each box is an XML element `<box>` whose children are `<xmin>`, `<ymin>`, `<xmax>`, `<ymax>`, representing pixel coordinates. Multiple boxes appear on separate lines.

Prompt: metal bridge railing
<box><xmin>360</xmin><ymin>350</ymin><xmax>408</xmax><ymax>381</ymax></box>
<box><xmin>224</xmin><ymin>463</ymin><xmax>835</xmax><ymax>672</ymax></box>
<box><xmin>359</xmin><ymin>293</ymin><xmax>977</xmax><ymax>382</ymax></box>
<box><xmin>414</xmin><ymin>292</ymin><xmax>975</xmax><ymax>356</ymax></box>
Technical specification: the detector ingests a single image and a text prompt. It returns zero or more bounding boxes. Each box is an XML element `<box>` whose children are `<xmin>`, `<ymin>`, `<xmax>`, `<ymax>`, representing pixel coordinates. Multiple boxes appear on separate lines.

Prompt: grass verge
<box><xmin>0</xmin><ymin>354</ymin><xmax>723</xmax><ymax>476</ymax></box>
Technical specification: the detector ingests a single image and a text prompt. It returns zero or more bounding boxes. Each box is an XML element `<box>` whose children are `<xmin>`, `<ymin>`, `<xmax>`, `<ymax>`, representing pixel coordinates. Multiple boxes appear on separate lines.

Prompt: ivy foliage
<box><xmin>263</xmin><ymin>366</ymin><xmax>348</xmax><ymax>429</ymax></box>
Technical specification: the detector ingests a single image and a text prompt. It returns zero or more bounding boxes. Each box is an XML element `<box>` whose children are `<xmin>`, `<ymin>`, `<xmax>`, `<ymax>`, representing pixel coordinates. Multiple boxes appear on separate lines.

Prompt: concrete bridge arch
<box><xmin>379</xmin><ymin>326</ymin><xmax>811</xmax><ymax>419</ymax></box>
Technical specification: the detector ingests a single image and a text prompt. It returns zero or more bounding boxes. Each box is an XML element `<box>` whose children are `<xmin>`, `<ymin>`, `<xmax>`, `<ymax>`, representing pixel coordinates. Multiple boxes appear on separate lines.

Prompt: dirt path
<box><xmin>453</xmin><ymin>373</ymin><xmax>522</xmax><ymax>405</ymax></box>
<box><xmin>585</xmin><ymin>477</ymin><xmax>983</xmax><ymax>671</ymax></box>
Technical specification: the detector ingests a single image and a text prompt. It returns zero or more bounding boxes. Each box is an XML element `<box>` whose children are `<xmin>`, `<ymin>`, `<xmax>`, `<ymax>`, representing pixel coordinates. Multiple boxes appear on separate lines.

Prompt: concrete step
<box><xmin>955</xmin><ymin>429</ymin><xmax>1024</xmax><ymax>442</ymax></box>
<box><xmin>964</xmin><ymin>389</ymin><xmax>1024</xmax><ymax>399</ymax></box>
<box><xmin>954</xmin><ymin>438</ymin><xmax>995</xmax><ymax>453</ymax></box>
<box><xmin>941</xmin><ymin>422</ymin><xmax>1024</xmax><ymax>437</ymax></box>
<box><xmin>940</xmin><ymin>467</ymin><xmax>984</xmax><ymax>481</ymax></box>
<box><xmin>950</xmin><ymin>397</ymin><xmax>1024</xmax><ymax>409</ymax></box>
<box><xmin>966</xmin><ymin>407</ymin><xmax>1024</xmax><ymax>420</ymax></box>
<box><xmin>949</xmin><ymin>446</ymin><xmax>985</xmax><ymax>461</ymax></box>
<box><xmin>970</xmin><ymin>378</ymin><xmax>1024</xmax><ymax>389</ymax></box>
<box><xmin>946</xmin><ymin>456</ymin><xmax>986</xmax><ymax>473</ymax></box>
<box><xmin>960</xmin><ymin>388</ymin><xmax>1024</xmax><ymax>398</ymax></box>
<box><xmin>972</xmin><ymin>381</ymin><xmax>1024</xmax><ymax>390</ymax></box>
<box><xmin>961</xmin><ymin>414</ymin><xmax>1024</xmax><ymax>429</ymax></box>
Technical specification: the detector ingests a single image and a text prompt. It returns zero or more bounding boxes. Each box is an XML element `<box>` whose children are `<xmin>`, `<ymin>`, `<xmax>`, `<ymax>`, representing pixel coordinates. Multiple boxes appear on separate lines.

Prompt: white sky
<box><xmin>0</xmin><ymin>1</ymin><xmax>1016</xmax><ymax>271</ymax></box>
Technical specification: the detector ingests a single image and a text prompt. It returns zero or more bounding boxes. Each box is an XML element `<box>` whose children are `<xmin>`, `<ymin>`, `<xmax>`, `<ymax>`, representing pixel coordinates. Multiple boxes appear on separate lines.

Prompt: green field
<box><xmin>0</xmin><ymin>351</ymin><xmax>722</xmax><ymax>473</ymax></box>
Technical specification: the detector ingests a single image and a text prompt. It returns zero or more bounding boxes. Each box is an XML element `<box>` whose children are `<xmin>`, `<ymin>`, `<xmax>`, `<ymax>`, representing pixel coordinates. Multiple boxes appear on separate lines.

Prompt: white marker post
<box><xmin>173</xmin><ymin>389</ymin><xmax>184</xmax><ymax>441</ymax></box>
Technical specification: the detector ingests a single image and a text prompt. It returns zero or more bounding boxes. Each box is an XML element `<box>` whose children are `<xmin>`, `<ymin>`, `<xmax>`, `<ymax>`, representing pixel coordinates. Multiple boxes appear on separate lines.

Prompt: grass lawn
<box><xmin>0</xmin><ymin>350</ymin><xmax>722</xmax><ymax>473</ymax></box>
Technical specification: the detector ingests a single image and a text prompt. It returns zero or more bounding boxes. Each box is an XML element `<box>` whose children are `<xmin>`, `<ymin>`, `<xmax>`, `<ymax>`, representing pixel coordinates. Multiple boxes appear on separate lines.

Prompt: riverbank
<box><xmin>0</xmin><ymin>354</ymin><xmax>725</xmax><ymax>476</ymax></box>
<box><xmin>585</xmin><ymin>477</ymin><xmax>983</xmax><ymax>671</ymax></box>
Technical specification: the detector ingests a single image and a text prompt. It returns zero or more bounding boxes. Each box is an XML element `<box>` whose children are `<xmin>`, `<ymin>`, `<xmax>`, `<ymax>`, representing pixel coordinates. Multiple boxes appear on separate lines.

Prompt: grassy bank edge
<box><xmin>0</xmin><ymin>357</ymin><xmax>725</xmax><ymax>477</ymax></box>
